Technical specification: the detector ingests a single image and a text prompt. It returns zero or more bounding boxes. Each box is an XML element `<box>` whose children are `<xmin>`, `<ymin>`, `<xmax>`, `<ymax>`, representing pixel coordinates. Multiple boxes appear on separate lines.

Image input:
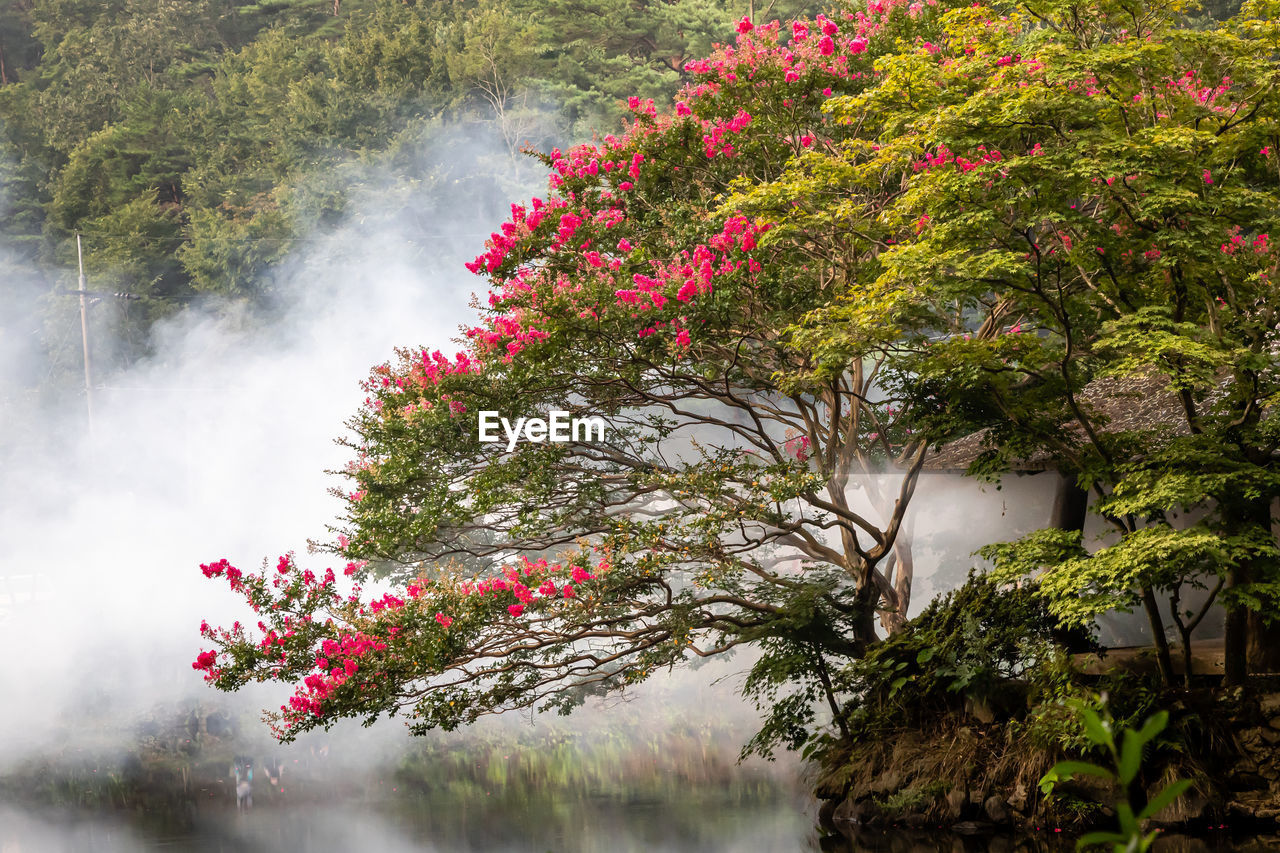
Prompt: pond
<box><xmin>1</xmin><ymin>796</ymin><xmax>1267</xmax><ymax>852</ymax></box>
<box><xmin>2</xmin><ymin>791</ymin><xmax>815</xmax><ymax>852</ymax></box>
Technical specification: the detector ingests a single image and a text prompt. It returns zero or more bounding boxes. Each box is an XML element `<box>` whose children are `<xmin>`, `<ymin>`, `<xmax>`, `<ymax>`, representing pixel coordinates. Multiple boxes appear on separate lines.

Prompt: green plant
<box><xmin>830</xmin><ymin>572</ymin><xmax>1094</xmax><ymax>740</ymax></box>
<box><xmin>1040</xmin><ymin>698</ymin><xmax>1191</xmax><ymax>852</ymax></box>
<box><xmin>879</xmin><ymin>779</ymin><xmax>952</xmax><ymax>815</ymax></box>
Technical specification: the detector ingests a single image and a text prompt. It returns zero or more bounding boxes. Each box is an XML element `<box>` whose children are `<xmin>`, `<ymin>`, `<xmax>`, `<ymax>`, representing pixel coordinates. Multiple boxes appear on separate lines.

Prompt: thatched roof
<box><xmin>921</xmin><ymin>371</ymin><xmax>1191</xmax><ymax>472</ymax></box>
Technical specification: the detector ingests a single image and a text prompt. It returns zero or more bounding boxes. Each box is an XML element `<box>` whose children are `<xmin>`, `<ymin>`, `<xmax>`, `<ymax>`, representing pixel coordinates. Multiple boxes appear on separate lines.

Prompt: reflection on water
<box><xmin>0</xmin><ymin>792</ymin><xmax>816</xmax><ymax>853</ymax></box>
<box><xmin>2</xmin><ymin>800</ymin><xmax>1273</xmax><ymax>852</ymax></box>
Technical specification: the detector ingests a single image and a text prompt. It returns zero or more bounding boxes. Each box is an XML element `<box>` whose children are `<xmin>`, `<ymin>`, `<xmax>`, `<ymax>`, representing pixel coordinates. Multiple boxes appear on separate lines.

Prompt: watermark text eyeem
<box><xmin>478</xmin><ymin>411</ymin><xmax>609</xmax><ymax>452</ymax></box>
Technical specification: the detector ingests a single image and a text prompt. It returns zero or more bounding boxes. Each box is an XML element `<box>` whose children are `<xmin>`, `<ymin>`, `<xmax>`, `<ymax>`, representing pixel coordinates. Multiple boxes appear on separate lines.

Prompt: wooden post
<box><xmin>1049</xmin><ymin>474</ymin><xmax>1088</xmax><ymax>532</ymax></box>
<box><xmin>77</xmin><ymin>233</ymin><xmax>94</xmax><ymax>440</ymax></box>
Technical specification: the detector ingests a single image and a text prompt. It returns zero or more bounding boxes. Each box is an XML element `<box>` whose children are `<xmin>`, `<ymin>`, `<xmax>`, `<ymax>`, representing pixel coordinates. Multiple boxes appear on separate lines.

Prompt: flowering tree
<box><xmin>194</xmin><ymin>0</ymin><xmax>1280</xmax><ymax>755</ymax></box>
<box><xmin>193</xmin><ymin>6</ymin><xmax>961</xmax><ymax>754</ymax></box>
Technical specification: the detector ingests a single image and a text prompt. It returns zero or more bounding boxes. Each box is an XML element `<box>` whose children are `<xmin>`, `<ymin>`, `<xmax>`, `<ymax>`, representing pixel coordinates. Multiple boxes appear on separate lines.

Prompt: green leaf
<box><xmin>1047</xmin><ymin>760</ymin><xmax>1114</xmax><ymax>783</ymax></box>
<box><xmin>1116</xmin><ymin>801</ymin><xmax>1139</xmax><ymax>836</ymax></box>
<box><xmin>1118</xmin><ymin>730</ymin><xmax>1144</xmax><ymax>785</ymax></box>
<box><xmin>1133</xmin><ymin>711</ymin><xmax>1169</xmax><ymax>745</ymax></box>
<box><xmin>1078</xmin><ymin>705</ymin><xmax>1113</xmax><ymax>750</ymax></box>
<box><xmin>1137</xmin><ymin>779</ymin><xmax>1192</xmax><ymax>822</ymax></box>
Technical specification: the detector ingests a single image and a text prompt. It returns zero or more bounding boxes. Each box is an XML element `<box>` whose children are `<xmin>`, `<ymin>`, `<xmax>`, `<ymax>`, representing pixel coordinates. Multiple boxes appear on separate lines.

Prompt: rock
<box><xmin>1228</xmin><ymin>771</ymin><xmax>1269</xmax><ymax>792</ymax></box>
<box><xmin>951</xmin><ymin>820</ymin><xmax>994</xmax><ymax>835</ymax></box>
<box><xmin>1259</xmin><ymin>693</ymin><xmax>1280</xmax><ymax>716</ymax></box>
<box><xmin>832</xmin><ymin>796</ymin><xmax>868</xmax><ymax>824</ymax></box>
<box><xmin>964</xmin><ymin>696</ymin><xmax>996</xmax><ymax>724</ymax></box>
<box><xmin>1238</xmin><ymin>727</ymin><xmax>1266</xmax><ymax>751</ymax></box>
<box><xmin>945</xmin><ymin>788</ymin><xmax>966</xmax><ymax>818</ymax></box>
<box><xmin>1007</xmin><ymin>780</ymin><xmax>1028</xmax><ymax>812</ymax></box>
<box><xmin>1149</xmin><ymin>788</ymin><xmax>1210</xmax><ymax>825</ymax></box>
<box><xmin>869</xmin><ymin>770</ymin><xmax>900</xmax><ymax>795</ymax></box>
<box><xmin>983</xmin><ymin>794</ymin><xmax>1010</xmax><ymax>823</ymax></box>
<box><xmin>818</xmin><ymin>797</ymin><xmax>839</xmax><ymax>827</ymax></box>
<box><xmin>1268</xmin><ymin>717</ymin><xmax>1280</xmax><ymax>732</ymax></box>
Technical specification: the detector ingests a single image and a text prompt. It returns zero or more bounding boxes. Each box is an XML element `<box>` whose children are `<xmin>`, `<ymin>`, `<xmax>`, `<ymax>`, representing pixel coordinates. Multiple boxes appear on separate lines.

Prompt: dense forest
<box><xmin>0</xmin><ymin>0</ymin><xmax>821</xmax><ymax>402</ymax></box>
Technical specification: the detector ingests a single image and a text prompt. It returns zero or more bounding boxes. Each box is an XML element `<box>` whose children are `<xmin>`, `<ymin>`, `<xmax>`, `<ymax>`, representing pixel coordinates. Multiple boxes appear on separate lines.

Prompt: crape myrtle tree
<box><xmin>851</xmin><ymin>0</ymin><xmax>1280</xmax><ymax>686</ymax></box>
<box><xmin>193</xmin><ymin>4</ymin><xmax>963</xmax><ymax>754</ymax></box>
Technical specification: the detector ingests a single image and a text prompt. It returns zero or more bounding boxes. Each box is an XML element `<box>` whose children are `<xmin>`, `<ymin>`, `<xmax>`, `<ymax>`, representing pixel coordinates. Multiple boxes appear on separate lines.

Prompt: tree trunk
<box><xmin>1049</xmin><ymin>475</ymin><xmax>1088</xmax><ymax>532</ymax></box>
<box><xmin>893</xmin><ymin>539</ymin><xmax>913</xmax><ymax>628</ymax></box>
<box><xmin>1224</xmin><ymin>560</ymin><xmax>1247</xmax><ymax>686</ymax></box>
<box><xmin>853</xmin><ymin>576</ymin><xmax>881</xmax><ymax>649</ymax></box>
<box><xmin>1224</xmin><ymin>496</ymin><xmax>1280</xmax><ymax>683</ymax></box>
<box><xmin>1141</xmin><ymin>586</ymin><xmax>1176</xmax><ymax>688</ymax></box>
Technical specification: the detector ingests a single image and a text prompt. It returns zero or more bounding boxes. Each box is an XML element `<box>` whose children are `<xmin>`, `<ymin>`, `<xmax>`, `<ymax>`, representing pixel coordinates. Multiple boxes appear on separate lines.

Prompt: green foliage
<box><xmin>4</xmin><ymin>0</ymin><xmax>832</xmax><ymax>384</ymax></box>
<box><xmin>816</xmin><ymin>573</ymin><xmax>1094</xmax><ymax>746</ymax></box>
<box><xmin>1041</xmin><ymin>698</ymin><xmax>1192</xmax><ymax>851</ymax></box>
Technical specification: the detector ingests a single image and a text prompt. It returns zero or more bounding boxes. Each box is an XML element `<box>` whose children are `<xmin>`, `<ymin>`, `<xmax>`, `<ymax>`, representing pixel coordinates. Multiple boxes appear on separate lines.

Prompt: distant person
<box><xmin>263</xmin><ymin>755</ymin><xmax>284</xmax><ymax>789</ymax></box>
<box><xmin>232</xmin><ymin>755</ymin><xmax>253</xmax><ymax>811</ymax></box>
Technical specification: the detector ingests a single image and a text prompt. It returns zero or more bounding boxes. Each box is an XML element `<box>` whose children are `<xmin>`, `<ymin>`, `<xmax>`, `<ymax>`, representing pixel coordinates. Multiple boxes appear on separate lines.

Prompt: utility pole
<box><xmin>77</xmin><ymin>233</ymin><xmax>94</xmax><ymax>439</ymax></box>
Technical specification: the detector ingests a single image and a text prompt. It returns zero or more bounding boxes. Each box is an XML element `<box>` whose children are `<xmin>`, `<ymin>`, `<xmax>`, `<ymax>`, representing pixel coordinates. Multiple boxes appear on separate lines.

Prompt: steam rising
<box><xmin>0</xmin><ymin>125</ymin><xmax>536</xmax><ymax>761</ymax></box>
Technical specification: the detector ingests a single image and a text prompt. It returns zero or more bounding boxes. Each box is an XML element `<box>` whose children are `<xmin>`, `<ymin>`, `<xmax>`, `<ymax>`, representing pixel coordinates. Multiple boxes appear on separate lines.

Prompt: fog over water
<box><xmin>0</xmin><ymin>128</ymin><xmax>540</xmax><ymax>761</ymax></box>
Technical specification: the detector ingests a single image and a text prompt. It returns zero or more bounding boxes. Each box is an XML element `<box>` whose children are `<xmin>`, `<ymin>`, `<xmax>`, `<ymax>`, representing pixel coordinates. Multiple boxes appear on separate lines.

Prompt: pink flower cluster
<box><xmin>1219</xmin><ymin>228</ymin><xmax>1270</xmax><ymax>256</ymax></box>
<box><xmin>702</xmin><ymin>110</ymin><xmax>753</xmax><ymax>158</ymax></box>
<box><xmin>282</xmin><ymin>630</ymin><xmax>391</xmax><ymax>719</ymax></box>
<box><xmin>785</xmin><ymin>434</ymin><xmax>812</xmax><ymax>462</ymax></box>
<box><xmin>913</xmin><ymin>144</ymin><xmax>1004</xmax><ymax>173</ymax></box>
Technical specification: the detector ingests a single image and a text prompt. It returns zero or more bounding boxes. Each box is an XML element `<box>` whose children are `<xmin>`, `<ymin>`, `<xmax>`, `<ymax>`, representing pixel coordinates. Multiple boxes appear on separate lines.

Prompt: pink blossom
<box><xmin>819</xmin><ymin>36</ymin><xmax>835</xmax><ymax>56</ymax></box>
<box><xmin>435</xmin><ymin>612</ymin><xmax>453</xmax><ymax>628</ymax></box>
<box><xmin>737</xmin><ymin>16</ymin><xmax>753</xmax><ymax>33</ymax></box>
<box><xmin>507</xmin><ymin>604</ymin><xmax>524</xmax><ymax>617</ymax></box>
<box><xmin>800</xmin><ymin>135</ymin><xmax>815</xmax><ymax>148</ymax></box>
<box><xmin>1203</xmin><ymin>169</ymin><xmax>1213</xmax><ymax>185</ymax></box>
<box><xmin>200</xmin><ymin>559</ymin><xmax>231</xmax><ymax>578</ymax></box>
